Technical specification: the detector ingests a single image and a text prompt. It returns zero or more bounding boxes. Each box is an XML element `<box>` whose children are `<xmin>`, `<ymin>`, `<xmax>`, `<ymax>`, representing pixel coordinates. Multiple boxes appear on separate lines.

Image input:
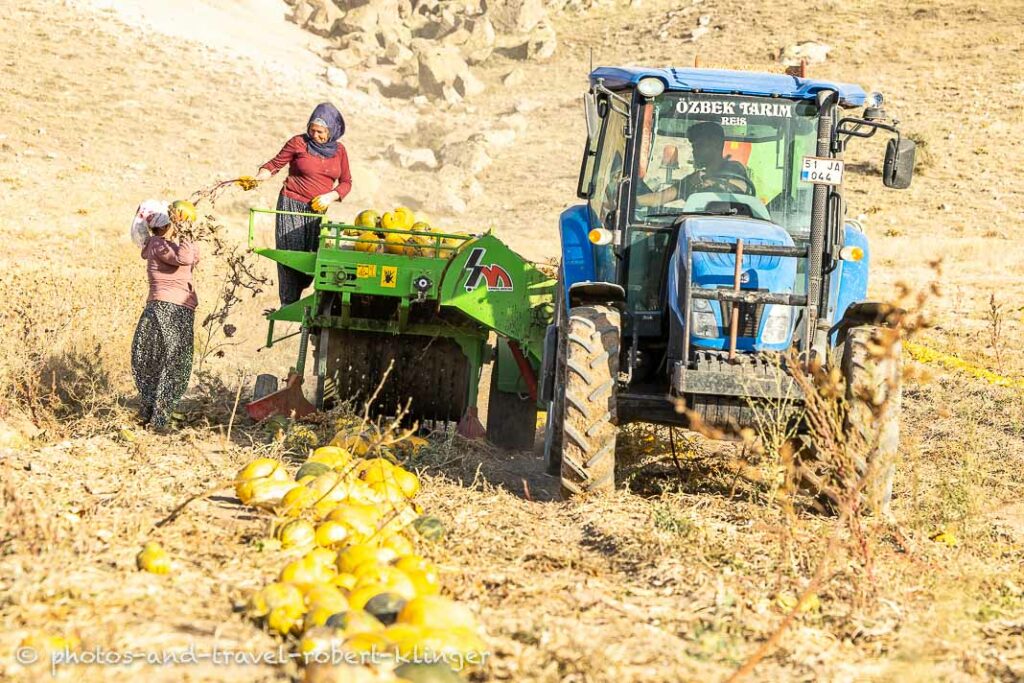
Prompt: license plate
<box><xmin>800</xmin><ymin>156</ymin><xmax>845</xmax><ymax>186</ymax></box>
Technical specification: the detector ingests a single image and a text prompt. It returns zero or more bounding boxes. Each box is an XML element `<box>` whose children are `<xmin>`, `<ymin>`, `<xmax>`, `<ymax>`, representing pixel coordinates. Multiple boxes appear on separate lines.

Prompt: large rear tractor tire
<box><xmin>486</xmin><ymin>346</ymin><xmax>539</xmax><ymax>450</ymax></box>
<box><xmin>558</xmin><ymin>305</ymin><xmax>621</xmax><ymax>497</ymax></box>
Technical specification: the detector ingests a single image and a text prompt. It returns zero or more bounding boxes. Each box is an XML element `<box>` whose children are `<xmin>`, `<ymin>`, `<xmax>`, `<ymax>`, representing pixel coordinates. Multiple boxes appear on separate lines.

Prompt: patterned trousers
<box><xmin>131</xmin><ymin>301</ymin><xmax>195</xmax><ymax>428</ymax></box>
<box><xmin>275</xmin><ymin>193</ymin><xmax>321</xmax><ymax>305</ymax></box>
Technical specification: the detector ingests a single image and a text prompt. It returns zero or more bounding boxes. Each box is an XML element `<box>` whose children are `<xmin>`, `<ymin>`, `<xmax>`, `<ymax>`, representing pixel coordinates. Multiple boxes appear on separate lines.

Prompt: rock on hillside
<box><xmin>281</xmin><ymin>0</ymin><xmax>606</xmax><ymax>102</ymax></box>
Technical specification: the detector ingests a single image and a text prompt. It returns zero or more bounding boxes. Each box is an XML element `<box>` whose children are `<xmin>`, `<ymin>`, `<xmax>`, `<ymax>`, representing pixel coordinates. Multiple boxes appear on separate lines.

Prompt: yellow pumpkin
<box><xmin>341</xmin><ymin>631</ymin><xmax>392</xmax><ymax>657</ymax></box>
<box><xmin>299</xmin><ymin>626</ymin><xmax>344</xmax><ymax>657</ymax></box>
<box><xmin>314</xmin><ymin>520</ymin><xmax>351</xmax><ymax>549</ymax></box>
<box><xmin>346</xmin><ymin>583</ymin><xmax>391</xmax><ymax>611</ymax></box>
<box><xmin>381</xmin><ymin>532</ymin><xmax>416</xmax><ymax>558</ymax></box>
<box><xmin>237</xmin><ymin>458</ymin><xmax>289</xmax><ymax>482</ymax></box>
<box><xmin>267</xmin><ymin>603</ymin><xmax>305</xmax><ymax>636</ymax></box>
<box><xmin>304</xmin><ymin>547</ymin><xmax>339</xmax><ymax>568</ymax></box>
<box><xmin>303</xmin><ymin>582</ymin><xmax>348</xmax><ymax>610</ymax></box>
<box><xmin>327</xmin><ymin>608</ymin><xmax>385</xmax><ymax>635</ymax></box>
<box><xmin>237</xmin><ymin>479</ymin><xmax>299</xmax><ymax>507</ymax></box>
<box><xmin>369</xmin><ymin>480</ymin><xmax>409</xmax><ymax>505</ymax></box>
<box><xmin>395</xmin><ymin>556</ymin><xmax>441</xmax><ymax>596</ymax></box>
<box><xmin>354</xmin><ymin>565</ymin><xmax>417</xmax><ymax>600</ymax></box>
<box><xmin>136</xmin><ymin>542</ymin><xmax>171</xmax><ymax>574</ymax></box>
<box><xmin>248</xmin><ymin>581</ymin><xmax>304</xmax><ymax>618</ymax></box>
<box><xmin>330</xmin><ymin>572</ymin><xmax>359</xmax><ymax>592</ymax></box>
<box><xmin>397</xmin><ymin>596</ymin><xmax>478</xmax><ymax>631</ymax></box>
<box><xmin>383</xmin><ymin>232</ymin><xmax>407</xmax><ymax>255</ymax></box>
<box><xmin>353</xmin><ymin>231</ymin><xmax>381</xmax><ymax>253</ymax></box>
<box><xmin>393</xmin><ymin>207</ymin><xmax>416</xmax><ymax>228</ymax></box>
<box><xmin>279</xmin><ymin>485</ymin><xmax>318</xmax><ymax>516</ymax></box>
<box><xmin>337</xmin><ymin>543</ymin><xmax>397</xmax><ymax>574</ymax></box>
<box><xmin>392</xmin><ymin>468</ymin><xmax>421</xmax><ymax>498</ymax></box>
<box><xmin>277</xmin><ymin>519</ymin><xmax>316</xmax><ymax>549</ymax></box>
<box><xmin>354</xmin><ymin>209</ymin><xmax>380</xmax><ymax>229</ymax></box>
<box><xmin>308</xmin><ymin>446</ymin><xmax>353</xmax><ymax>469</ymax></box>
<box><xmin>330</xmin><ymin>432</ymin><xmax>373</xmax><ymax>456</ymax></box>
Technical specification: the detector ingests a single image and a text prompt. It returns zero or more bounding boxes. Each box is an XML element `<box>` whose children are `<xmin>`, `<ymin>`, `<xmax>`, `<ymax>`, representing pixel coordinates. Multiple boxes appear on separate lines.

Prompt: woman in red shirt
<box><xmin>246</xmin><ymin>102</ymin><xmax>352</xmax><ymax>305</ymax></box>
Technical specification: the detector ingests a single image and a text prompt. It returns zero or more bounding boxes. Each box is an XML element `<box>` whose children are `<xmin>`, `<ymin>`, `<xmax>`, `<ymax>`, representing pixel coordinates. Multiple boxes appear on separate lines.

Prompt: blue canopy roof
<box><xmin>590</xmin><ymin>67</ymin><xmax>866</xmax><ymax>108</ymax></box>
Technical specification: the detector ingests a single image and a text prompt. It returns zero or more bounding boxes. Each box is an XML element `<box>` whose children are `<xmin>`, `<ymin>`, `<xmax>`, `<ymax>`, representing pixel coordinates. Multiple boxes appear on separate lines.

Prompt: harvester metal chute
<box><xmin>245</xmin><ymin>208</ymin><xmax>554</xmax><ymax>447</ymax></box>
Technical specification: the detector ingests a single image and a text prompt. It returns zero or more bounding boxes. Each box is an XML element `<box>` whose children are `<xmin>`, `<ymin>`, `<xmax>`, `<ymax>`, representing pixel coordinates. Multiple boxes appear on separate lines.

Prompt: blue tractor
<box><xmin>540</xmin><ymin>66</ymin><xmax>915</xmax><ymax>500</ymax></box>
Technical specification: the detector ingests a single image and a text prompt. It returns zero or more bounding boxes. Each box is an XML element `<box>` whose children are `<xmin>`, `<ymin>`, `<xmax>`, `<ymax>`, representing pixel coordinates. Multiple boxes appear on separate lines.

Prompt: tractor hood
<box><xmin>667</xmin><ymin>216</ymin><xmax>798</xmax><ymax>354</ymax></box>
<box><xmin>684</xmin><ymin>217</ymin><xmax>796</xmax><ymax>290</ymax></box>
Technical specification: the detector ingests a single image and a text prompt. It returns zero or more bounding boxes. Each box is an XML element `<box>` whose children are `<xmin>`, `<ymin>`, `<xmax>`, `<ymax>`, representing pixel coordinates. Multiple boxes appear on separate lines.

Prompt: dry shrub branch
<box><xmin>677</xmin><ymin>264</ymin><xmax>941</xmax><ymax>680</ymax></box>
<box><xmin>176</xmin><ymin>182</ymin><xmax>271</xmax><ymax>419</ymax></box>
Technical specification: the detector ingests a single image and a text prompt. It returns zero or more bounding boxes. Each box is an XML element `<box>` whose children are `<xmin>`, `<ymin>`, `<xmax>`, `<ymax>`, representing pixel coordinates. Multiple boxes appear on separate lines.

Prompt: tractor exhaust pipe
<box><xmin>804</xmin><ymin>89</ymin><xmax>838</xmax><ymax>360</ymax></box>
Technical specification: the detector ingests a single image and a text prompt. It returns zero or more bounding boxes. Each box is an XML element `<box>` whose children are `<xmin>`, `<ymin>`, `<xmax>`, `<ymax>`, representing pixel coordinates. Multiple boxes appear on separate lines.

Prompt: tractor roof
<box><xmin>590</xmin><ymin>66</ymin><xmax>866</xmax><ymax>107</ymax></box>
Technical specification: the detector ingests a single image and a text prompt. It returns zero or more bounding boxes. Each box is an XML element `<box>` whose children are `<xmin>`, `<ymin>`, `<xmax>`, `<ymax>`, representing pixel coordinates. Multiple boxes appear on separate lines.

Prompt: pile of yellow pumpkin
<box><xmin>235</xmin><ymin>424</ymin><xmax>485</xmax><ymax>681</ymax></box>
<box><xmin>346</xmin><ymin>208</ymin><xmax>464</xmax><ymax>259</ymax></box>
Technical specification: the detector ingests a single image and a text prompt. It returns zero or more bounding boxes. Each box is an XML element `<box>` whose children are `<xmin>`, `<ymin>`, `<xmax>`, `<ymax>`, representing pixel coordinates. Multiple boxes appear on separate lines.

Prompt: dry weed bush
<box><xmin>0</xmin><ymin>266</ymin><xmax>138</xmax><ymax>432</ymax></box>
<box><xmin>0</xmin><ymin>461</ymin><xmax>62</xmax><ymax>555</ymax></box>
<box><xmin>607</xmin><ymin>273</ymin><xmax>944</xmax><ymax>678</ymax></box>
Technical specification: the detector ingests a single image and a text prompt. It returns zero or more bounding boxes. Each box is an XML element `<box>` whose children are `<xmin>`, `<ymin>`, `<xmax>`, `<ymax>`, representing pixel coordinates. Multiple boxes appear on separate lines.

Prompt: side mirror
<box><xmin>883</xmin><ymin>137</ymin><xmax>915</xmax><ymax>189</ymax></box>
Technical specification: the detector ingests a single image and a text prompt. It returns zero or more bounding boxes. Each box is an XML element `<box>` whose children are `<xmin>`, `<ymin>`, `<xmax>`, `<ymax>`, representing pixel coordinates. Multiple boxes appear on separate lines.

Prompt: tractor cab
<box><xmin>543</xmin><ymin>66</ymin><xmax>915</xmax><ymax>497</ymax></box>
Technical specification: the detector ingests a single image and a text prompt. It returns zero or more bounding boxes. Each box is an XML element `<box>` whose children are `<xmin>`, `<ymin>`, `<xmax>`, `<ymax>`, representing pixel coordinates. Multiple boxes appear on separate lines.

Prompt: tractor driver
<box><xmin>637</xmin><ymin>121</ymin><xmax>755</xmax><ymax>207</ymax></box>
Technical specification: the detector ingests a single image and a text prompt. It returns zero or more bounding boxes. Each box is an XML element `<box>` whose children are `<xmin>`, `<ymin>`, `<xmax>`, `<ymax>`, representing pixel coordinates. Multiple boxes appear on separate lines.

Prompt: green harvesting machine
<box><xmin>244</xmin><ymin>208</ymin><xmax>555</xmax><ymax>448</ymax></box>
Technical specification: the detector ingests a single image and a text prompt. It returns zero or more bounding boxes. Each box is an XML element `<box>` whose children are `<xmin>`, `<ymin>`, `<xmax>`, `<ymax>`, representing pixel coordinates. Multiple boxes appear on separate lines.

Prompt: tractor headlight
<box><xmin>760</xmin><ymin>305</ymin><xmax>793</xmax><ymax>345</ymax></box>
<box><xmin>691</xmin><ymin>310</ymin><xmax>719</xmax><ymax>338</ymax></box>
<box><xmin>637</xmin><ymin>77</ymin><xmax>666</xmax><ymax>98</ymax></box>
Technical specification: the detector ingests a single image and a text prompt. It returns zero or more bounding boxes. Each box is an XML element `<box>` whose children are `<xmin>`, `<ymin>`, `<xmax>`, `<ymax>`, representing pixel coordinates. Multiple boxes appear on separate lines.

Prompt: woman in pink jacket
<box><xmin>130</xmin><ymin>201</ymin><xmax>200</xmax><ymax>430</ymax></box>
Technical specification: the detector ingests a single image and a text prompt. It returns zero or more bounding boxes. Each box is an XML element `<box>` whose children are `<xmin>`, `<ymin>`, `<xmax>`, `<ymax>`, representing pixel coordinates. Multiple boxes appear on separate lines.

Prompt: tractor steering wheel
<box><xmin>698</xmin><ymin>168</ymin><xmax>757</xmax><ymax>196</ymax></box>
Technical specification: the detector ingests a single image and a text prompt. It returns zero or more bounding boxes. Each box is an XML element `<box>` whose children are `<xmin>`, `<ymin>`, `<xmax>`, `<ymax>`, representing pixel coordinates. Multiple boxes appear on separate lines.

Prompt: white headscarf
<box><xmin>130</xmin><ymin>200</ymin><xmax>170</xmax><ymax>247</ymax></box>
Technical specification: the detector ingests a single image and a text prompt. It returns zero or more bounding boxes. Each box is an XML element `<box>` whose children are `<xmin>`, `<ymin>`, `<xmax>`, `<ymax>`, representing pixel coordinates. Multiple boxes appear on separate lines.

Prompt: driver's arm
<box><xmin>635</xmin><ymin>173</ymin><xmax>699</xmax><ymax>207</ymax></box>
<box><xmin>636</xmin><ymin>183</ymin><xmax>679</xmax><ymax>207</ymax></box>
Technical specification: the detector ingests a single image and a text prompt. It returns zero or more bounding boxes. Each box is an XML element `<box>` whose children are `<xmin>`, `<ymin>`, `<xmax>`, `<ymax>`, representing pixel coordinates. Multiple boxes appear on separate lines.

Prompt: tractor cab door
<box><xmin>620</xmin><ymin>100</ymin><xmax>678</xmax><ymax>336</ymax></box>
<box><xmin>585</xmin><ymin>98</ymin><xmax>631</xmax><ymax>284</ymax></box>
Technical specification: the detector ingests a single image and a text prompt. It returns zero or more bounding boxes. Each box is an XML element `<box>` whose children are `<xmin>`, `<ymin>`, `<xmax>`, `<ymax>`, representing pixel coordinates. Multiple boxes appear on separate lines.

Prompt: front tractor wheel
<box><xmin>798</xmin><ymin>324</ymin><xmax>901</xmax><ymax>514</ymax></box>
<box><xmin>840</xmin><ymin>324</ymin><xmax>901</xmax><ymax>511</ymax></box>
<box><xmin>558</xmin><ymin>305</ymin><xmax>621</xmax><ymax>497</ymax></box>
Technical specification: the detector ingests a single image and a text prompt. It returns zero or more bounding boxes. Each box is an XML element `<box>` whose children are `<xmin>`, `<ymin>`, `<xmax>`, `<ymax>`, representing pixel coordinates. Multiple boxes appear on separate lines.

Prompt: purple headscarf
<box><xmin>305</xmin><ymin>102</ymin><xmax>345</xmax><ymax>159</ymax></box>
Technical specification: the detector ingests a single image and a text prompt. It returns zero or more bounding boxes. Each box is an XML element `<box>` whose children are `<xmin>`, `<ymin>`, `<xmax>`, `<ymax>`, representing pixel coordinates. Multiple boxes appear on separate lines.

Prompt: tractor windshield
<box><xmin>633</xmin><ymin>93</ymin><xmax>819</xmax><ymax>237</ymax></box>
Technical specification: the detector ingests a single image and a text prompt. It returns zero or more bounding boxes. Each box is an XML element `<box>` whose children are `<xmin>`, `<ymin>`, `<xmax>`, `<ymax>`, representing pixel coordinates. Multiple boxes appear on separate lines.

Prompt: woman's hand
<box><xmin>311</xmin><ymin>190</ymin><xmax>339</xmax><ymax>213</ymax></box>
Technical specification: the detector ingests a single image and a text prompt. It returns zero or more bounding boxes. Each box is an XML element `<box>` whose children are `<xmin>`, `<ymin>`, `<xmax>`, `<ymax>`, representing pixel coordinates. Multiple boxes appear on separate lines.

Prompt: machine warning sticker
<box><xmin>463</xmin><ymin>247</ymin><xmax>513</xmax><ymax>292</ymax></box>
<box><xmin>356</xmin><ymin>264</ymin><xmax>377</xmax><ymax>278</ymax></box>
<box><xmin>800</xmin><ymin>156</ymin><xmax>845</xmax><ymax>185</ymax></box>
<box><xmin>380</xmin><ymin>266</ymin><xmax>398</xmax><ymax>288</ymax></box>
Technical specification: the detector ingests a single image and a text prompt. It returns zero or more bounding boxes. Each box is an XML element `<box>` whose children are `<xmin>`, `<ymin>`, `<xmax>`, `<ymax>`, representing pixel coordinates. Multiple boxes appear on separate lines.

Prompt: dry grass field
<box><xmin>1</xmin><ymin>0</ymin><xmax>1022</xmax><ymax>681</ymax></box>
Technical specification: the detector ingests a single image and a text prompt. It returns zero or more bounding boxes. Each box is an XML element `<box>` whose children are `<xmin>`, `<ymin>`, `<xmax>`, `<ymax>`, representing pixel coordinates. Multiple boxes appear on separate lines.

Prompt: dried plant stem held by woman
<box><xmin>242</xmin><ymin>102</ymin><xmax>352</xmax><ymax>305</ymax></box>
<box><xmin>130</xmin><ymin>200</ymin><xmax>200</xmax><ymax>430</ymax></box>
